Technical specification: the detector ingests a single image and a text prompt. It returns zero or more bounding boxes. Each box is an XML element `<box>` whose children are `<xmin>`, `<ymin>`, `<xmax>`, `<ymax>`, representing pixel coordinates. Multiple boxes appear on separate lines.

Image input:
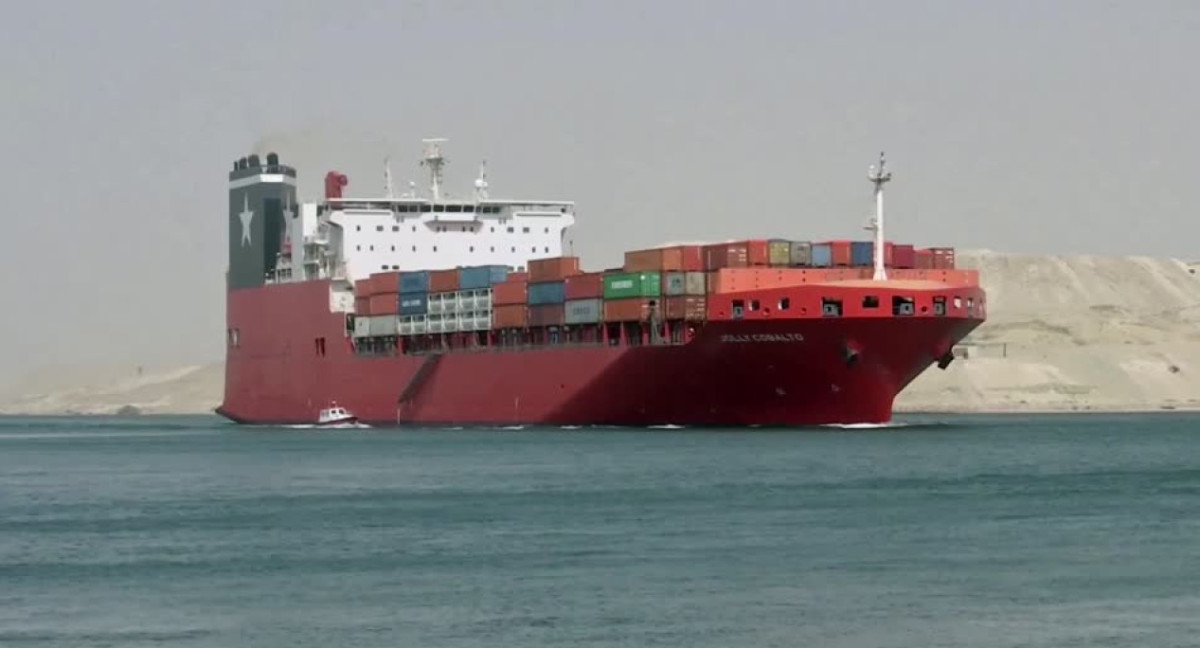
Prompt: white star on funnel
<box><xmin>239</xmin><ymin>194</ymin><xmax>254</xmax><ymax>246</ymax></box>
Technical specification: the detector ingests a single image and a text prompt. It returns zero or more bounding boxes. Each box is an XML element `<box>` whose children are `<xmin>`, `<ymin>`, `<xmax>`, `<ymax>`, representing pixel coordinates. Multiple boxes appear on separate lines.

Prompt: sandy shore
<box><xmin>4</xmin><ymin>250</ymin><xmax>1200</xmax><ymax>417</ymax></box>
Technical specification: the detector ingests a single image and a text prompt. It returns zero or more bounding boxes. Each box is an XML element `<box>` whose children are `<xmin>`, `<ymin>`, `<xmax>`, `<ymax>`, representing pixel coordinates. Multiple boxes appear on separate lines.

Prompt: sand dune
<box><xmin>4</xmin><ymin>250</ymin><xmax>1199</xmax><ymax>416</ymax></box>
<box><xmin>896</xmin><ymin>251</ymin><xmax>1200</xmax><ymax>412</ymax></box>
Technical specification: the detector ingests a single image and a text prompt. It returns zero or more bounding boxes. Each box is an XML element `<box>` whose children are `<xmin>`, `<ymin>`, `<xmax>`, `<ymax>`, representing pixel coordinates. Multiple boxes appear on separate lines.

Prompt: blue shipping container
<box><xmin>399</xmin><ymin>271</ymin><xmax>430</xmax><ymax>294</ymax></box>
<box><xmin>459</xmin><ymin>265</ymin><xmax>509</xmax><ymax>290</ymax></box>
<box><xmin>811</xmin><ymin>243</ymin><xmax>833</xmax><ymax>267</ymax></box>
<box><xmin>851</xmin><ymin>241</ymin><xmax>873</xmax><ymax>267</ymax></box>
<box><xmin>528</xmin><ymin>281</ymin><xmax>566</xmax><ymax>305</ymax></box>
<box><xmin>400</xmin><ymin>293</ymin><xmax>428</xmax><ymax>316</ymax></box>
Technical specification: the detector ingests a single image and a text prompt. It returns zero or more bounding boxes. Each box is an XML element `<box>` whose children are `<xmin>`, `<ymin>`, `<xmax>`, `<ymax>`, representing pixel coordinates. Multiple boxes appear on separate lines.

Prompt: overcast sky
<box><xmin>1</xmin><ymin>0</ymin><xmax>1197</xmax><ymax>378</ymax></box>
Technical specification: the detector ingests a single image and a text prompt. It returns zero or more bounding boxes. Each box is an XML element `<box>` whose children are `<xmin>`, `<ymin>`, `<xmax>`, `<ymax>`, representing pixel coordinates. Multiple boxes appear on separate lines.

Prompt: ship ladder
<box><xmin>396</xmin><ymin>353</ymin><xmax>444</xmax><ymax>423</ymax></box>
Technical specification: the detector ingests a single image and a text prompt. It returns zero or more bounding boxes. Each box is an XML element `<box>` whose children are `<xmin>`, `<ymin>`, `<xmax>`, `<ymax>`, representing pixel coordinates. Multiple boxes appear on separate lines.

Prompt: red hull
<box><xmin>219</xmin><ymin>280</ymin><xmax>984</xmax><ymax>426</ymax></box>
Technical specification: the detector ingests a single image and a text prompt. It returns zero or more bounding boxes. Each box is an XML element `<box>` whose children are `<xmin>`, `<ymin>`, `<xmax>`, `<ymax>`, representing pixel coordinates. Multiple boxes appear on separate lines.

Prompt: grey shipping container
<box><xmin>368</xmin><ymin>314</ymin><xmax>400</xmax><ymax>336</ymax></box>
<box><xmin>684</xmin><ymin>271</ymin><xmax>706</xmax><ymax>295</ymax></box>
<box><xmin>789</xmin><ymin>241</ymin><xmax>812</xmax><ymax>266</ymax></box>
<box><xmin>564</xmin><ymin>298</ymin><xmax>602</xmax><ymax>324</ymax></box>
<box><xmin>663</xmin><ymin>272</ymin><xmax>686</xmax><ymax>296</ymax></box>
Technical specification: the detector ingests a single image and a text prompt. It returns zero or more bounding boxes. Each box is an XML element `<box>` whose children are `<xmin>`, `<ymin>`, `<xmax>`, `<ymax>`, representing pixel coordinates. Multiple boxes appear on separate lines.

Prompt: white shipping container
<box><xmin>353</xmin><ymin>315</ymin><xmax>372</xmax><ymax>338</ymax></box>
<box><xmin>565</xmin><ymin>298</ymin><xmax>602</xmax><ymax>324</ymax></box>
<box><xmin>368</xmin><ymin>314</ymin><xmax>400</xmax><ymax>337</ymax></box>
<box><xmin>685</xmin><ymin>272</ymin><xmax>706</xmax><ymax>296</ymax></box>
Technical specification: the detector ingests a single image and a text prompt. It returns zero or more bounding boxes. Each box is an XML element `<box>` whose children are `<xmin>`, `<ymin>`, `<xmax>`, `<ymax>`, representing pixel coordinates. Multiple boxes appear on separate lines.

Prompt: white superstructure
<box><xmin>271</xmin><ymin>139</ymin><xmax>576</xmax><ymax>283</ymax></box>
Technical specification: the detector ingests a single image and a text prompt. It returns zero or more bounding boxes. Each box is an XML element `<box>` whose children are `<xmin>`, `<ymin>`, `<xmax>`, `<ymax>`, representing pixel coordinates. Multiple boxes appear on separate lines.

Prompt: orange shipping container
<box><xmin>369</xmin><ymin>293</ymin><xmax>400</xmax><ymax>315</ymax></box>
<box><xmin>665</xmin><ymin>296</ymin><xmax>707</xmax><ymax>321</ymax></box>
<box><xmin>528</xmin><ymin>256</ymin><xmax>581</xmax><ymax>282</ymax></box>
<box><xmin>603</xmin><ymin>297</ymin><xmax>656</xmax><ymax>322</ymax></box>
<box><xmin>624</xmin><ymin>247</ymin><xmax>684</xmax><ymax>272</ymax></box>
<box><xmin>528</xmin><ymin>304</ymin><xmax>565</xmax><ymax>327</ymax></box>
<box><xmin>507</xmin><ymin>271</ymin><xmax>530</xmax><ymax>282</ymax></box>
<box><xmin>492</xmin><ymin>304</ymin><xmax>528</xmax><ymax>329</ymax></box>
<box><xmin>746</xmin><ymin>240</ymin><xmax>770</xmax><ymax>267</ymax></box>
<box><xmin>564</xmin><ymin>272</ymin><xmax>605</xmax><ymax>300</ymax></box>
<box><xmin>355</xmin><ymin>297</ymin><xmax>371</xmax><ymax>315</ymax></box>
<box><xmin>678</xmin><ymin>245</ymin><xmax>704</xmax><ymax>271</ymax></box>
<box><xmin>493</xmin><ymin>280</ymin><xmax>528</xmax><ymax>306</ymax></box>
<box><xmin>429</xmin><ymin>269</ymin><xmax>459</xmax><ymax>293</ymax></box>
<box><xmin>369</xmin><ymin>271</ymin><xmax>401</xmax><ymax>295</ymax></box>
<box><xmin>354</xmin><ymin>279</ymin><xmax>371</xmax><ymax>295</ymax></box>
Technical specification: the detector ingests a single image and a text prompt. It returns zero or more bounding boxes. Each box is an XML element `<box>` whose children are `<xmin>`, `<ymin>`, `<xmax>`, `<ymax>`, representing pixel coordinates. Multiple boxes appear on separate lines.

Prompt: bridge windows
<box><xmin>376</xmin><ymin>225</ymin><xmax>384</xmax><ymax>232</ymax></box>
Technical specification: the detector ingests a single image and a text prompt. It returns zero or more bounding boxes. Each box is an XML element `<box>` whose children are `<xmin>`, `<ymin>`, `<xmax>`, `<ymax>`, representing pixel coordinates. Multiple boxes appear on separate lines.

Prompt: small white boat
<box><xmin>317</xmin><ymin>402</ymin><xmax>358</xmax><ymax>426</ymax></box>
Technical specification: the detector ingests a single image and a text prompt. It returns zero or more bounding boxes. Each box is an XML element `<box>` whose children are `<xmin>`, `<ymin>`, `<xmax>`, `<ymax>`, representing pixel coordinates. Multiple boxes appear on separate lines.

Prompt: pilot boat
<box><xmin>316</xmin><ymin>402</ymin><xmax>359</xmax><ymax>426</ymax></box>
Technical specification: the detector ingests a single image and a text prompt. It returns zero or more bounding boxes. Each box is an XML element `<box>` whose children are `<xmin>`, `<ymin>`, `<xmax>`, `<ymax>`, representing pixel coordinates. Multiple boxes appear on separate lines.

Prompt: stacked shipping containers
<box><xmin>352</xmin><ymin>239</ymin><xmax>957</xmax><ymax>341</ymax></box>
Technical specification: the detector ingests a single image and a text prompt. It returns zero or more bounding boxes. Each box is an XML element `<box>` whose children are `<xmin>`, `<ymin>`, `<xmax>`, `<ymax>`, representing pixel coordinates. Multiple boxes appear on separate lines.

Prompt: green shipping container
<box><xmin>604</xmin><ymin>272</ymin><xmax>661</xmax><ymax>299</ymax></box>
<box><xmin>768</xmin><ymin>240</ymin><xmax>791</xmax><ymax>266</ymax></box>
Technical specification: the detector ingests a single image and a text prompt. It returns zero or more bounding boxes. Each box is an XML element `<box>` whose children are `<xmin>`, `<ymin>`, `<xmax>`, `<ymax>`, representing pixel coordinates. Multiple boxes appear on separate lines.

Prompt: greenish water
<box><xmin>1</xmin><ymin>414</ymin><xmax>1197</xmax><ymax>647</ymax></box>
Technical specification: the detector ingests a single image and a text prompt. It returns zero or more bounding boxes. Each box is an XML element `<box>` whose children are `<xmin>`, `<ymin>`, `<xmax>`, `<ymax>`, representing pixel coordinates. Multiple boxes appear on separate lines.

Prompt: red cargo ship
<box><xmin>217</xmin><ymin>142</ymin><xmax>984</xmax><ymax>426</ymax></box>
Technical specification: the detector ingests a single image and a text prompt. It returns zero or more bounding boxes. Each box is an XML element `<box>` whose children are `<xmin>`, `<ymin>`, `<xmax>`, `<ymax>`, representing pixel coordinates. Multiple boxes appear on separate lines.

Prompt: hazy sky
<box><xmin>2</xmin><ymin>0</ymin><xmax>1197</xmax><ymax>378</ymax></box>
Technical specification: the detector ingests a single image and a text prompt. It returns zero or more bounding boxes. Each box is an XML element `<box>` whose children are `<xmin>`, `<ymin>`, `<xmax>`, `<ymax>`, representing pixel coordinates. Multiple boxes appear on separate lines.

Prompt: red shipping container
<box><xmin>915</xmin><ymin>249</ymin><xmax>935</xmax><ymax>269</ymax></box>
<box><xmin>930</xmin><ymin>247</ymin><xmax>956</xmax><ymax>269</ymax></box>
<box><xmin>529</xmin><ymin>256</ymin><xmax>581</xmax><ymax>282</ymax></box>
<box><xmin>603</xmin><ymin>297</ymin><xmax>656</xmax><ymax>322</ymax></box>
<box><xmin>429</xmin><ymin>269</ymin><xmax>459</xmax><ymax>293</ymax></box>
<box><xmin>745</xmin><ymin>239</ymin><xmax>770</xmax><ymax>267</ymax></box>
<box><xmin>624</xmin><ymin>247</ymin><xmax>684</xmax><ymax>272</ymax></box>
<box><xmin>564</xmin><ymin>272</ymin><xmax>605</xmax><ymax>299</ymax></box>
<box><xmin>507</xmin><ymin>271</ymin><xmax>530</xmax><ymax>282</ymax></box>
<box><xmin>677</xmin><ymin>245</ymin><xmax>704</xmax><ymax>271</ymax></box>
<box><xmin>492</xmin><ymin>304</ymin><xmax>528</xmax><ymax>328</ymax></box>
<box><xmin>703</xmin><ymin>243</ymin><xmax>749</xmax><ymax>270</ymax></box>
<box><xmin>493</xmin><ymin>280</ymin><xmax>528</xmax><ymax>306</ymax></box>
<box><xmin>369</xmin><ymin>271</ymin><xmax>401</xmax><ymax>295</ymax></box>
<box><xmin>892</xmin><ymin>244</ymin><xmax>916</xmax><ymax>269</ymax></box>
<box><xmin>528</xmin><ymin>304</ymin><xmax>566</xmax><ymax>327</ymax></box>
<box><xmin>665</xmin><ymin>296</ymin><xmax>707</xmax><ymax>321</ymax></box>
<box><xmin>369</xmin><ymin>293</ymin><xmax>400</xmax><ymax>315</ymax></box>
<box><xmin>355</xmin><ymin>297</ymin><xmax>371</xmax><ymax>315</ymax></box>
<box><xmin>354</xmin><ymin>279</ymin><xmax>371</xmax><ymax>295</ymax></box>
<box><xmin>827</xmin><ymin>240</ymin><xmax>852</xmax><ymax>267</ymax></box>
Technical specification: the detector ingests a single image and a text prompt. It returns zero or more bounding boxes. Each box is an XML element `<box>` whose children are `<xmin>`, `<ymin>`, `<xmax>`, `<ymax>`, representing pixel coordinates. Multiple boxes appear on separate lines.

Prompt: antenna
<box><xmin>474</xmin><ymin>160</ymin><xmax>489</xmax><ymax>201</ymax></box>
<box><xmin>866</xmin><ymin>151</ymin><xmax>892</xmax><ymax>281</ymax></box>
<box><xmin>384</xmin><ymin>156</ymin><xmax>395</xmax><ymax>199</ymax></box>
<box><xmin>404</xmin><ymin>180</ymin><xmax>417</xmax><ymax>199</ymax></box>
<box><xmin>420</xmin><ymin>138</ymin><xmax>448</xmax><ymax>201</ymax></box>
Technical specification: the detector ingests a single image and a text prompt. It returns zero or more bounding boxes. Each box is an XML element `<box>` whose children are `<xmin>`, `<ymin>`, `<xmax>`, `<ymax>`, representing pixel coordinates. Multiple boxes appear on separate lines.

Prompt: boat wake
<box><xmin>283</xmin><ymin>422</ymin><xmax>373</xmax><ymax>430</ymax></box>
<box><xmin>823</xmin><ymin>422</ymin><xmax>910</xmax><ymax>430</ymax></box>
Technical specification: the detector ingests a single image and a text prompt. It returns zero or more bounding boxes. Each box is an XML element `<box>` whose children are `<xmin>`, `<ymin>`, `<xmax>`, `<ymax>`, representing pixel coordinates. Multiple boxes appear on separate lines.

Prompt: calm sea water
<box><xmin>1</xmin><ymin>414</ymin><xmax>1197</xmax><ymax>647</ymax></box>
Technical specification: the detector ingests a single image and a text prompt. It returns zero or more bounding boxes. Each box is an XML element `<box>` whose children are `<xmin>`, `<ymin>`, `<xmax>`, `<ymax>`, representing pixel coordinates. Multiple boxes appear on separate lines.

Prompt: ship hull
<box><xmin>219</xmin><ymin>281</ymin><xmax>982</xmax><ymax>426</ymax></box>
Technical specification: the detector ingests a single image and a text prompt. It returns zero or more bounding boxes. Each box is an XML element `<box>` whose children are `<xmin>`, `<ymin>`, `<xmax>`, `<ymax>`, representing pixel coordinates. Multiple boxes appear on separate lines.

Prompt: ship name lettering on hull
<box><xmin>720</xmin><ymin>333</ymin><xmax>805</xmax><ymax>343</ymax></box>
